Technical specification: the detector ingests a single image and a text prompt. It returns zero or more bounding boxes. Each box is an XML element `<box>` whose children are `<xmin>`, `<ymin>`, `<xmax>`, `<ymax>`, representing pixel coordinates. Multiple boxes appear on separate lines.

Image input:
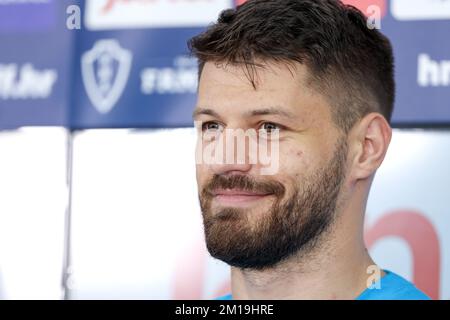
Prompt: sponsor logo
<box><xmin>173</xmin><ymin>210</ymin><xmax>441</xmax><ymax>299</ymax></box>
<box><xmin>391</xmin><ymin>0</ymin><xmax>450</xmax><ymax>21</ymax></box>
<box><xmin>85</xmin><ymin>0</ymin><xmax>232</xmax><ymax>30</ymax></box>
<box><xmin>365</xmin><ymin>211</ymin><xmax>440</xmax><ymax>300</ymax></box>
<box><xmin>0</xmin><ymin>63</ymin><xmax>57</xmax><ymax>99</ymax></box>
<box><xmin>237</xmin><ymin>1</ymin><xmax>387</xmax><ymax>17</ymax></box>
<box><xmin>81</xmin><ymin>39</ymin><xmax>132</xmax><ymax>114</ymax></box>
<box><xmin>418</xmin><ymin>54</ymin><xmax>450</xmax><ymax>87</ymax></box>
<box><xmin>140</xmin><ymin>56</ymin><xmax>197</xmax><ymax>95</ymax></box>
<box><xmin>341</xmin><ymin>0</ymin><xmax>387</xmax><ymax>18</ymax></box>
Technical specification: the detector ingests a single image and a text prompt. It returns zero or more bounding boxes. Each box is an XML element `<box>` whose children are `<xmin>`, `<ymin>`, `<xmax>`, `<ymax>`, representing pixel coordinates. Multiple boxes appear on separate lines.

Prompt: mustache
<box><xmin>202</xmin><ymin>174</ymin><xmax>286</xmax><ymax>198</ymax></box>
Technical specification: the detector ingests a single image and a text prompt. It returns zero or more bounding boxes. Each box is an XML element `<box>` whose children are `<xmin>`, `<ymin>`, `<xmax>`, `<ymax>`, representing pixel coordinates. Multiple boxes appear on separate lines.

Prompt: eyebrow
<box><xmin>244</xmin><ymin>107</ymin><xmax>295</xmax><ymax>119</ymax></box>
<box><xmin>192</xmin><ymin>108</ymin><xmax>221</xmax><ymax>120</ymax></box>
<box><xmin>192</xmin><ymin>107</ymin><xmax>295</xmax><ymax>120</ymax></box>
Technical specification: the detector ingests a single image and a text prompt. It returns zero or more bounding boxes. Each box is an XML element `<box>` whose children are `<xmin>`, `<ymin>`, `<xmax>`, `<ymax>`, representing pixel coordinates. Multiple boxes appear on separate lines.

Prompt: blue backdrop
<box><xmin>0</xmin><ymin>0</ymin><xmax>449</xmax><ymax>130</ymax></box>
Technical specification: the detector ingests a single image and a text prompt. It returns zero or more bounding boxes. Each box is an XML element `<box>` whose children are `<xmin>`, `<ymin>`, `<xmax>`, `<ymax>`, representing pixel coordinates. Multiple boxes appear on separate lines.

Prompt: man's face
<box><xmin>194</xmin><ymin>61</ymin><xmax>349</xmax><ymax>270</ymax></box>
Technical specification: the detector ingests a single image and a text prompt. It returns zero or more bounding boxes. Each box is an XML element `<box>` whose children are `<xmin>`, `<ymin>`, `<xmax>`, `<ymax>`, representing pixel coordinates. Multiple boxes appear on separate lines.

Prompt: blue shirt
<box><xmin>216</xmin><ymin>270</ymin><xmax>430</xmax><ymax>300</ymax></box>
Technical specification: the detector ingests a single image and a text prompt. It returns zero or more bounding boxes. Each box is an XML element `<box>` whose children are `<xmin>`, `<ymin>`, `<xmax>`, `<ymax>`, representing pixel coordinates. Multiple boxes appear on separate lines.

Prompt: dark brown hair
<box><xmin>188</xmin><ymin>0</ymin><xmax>395</xmax><ymax>133</ymax></box>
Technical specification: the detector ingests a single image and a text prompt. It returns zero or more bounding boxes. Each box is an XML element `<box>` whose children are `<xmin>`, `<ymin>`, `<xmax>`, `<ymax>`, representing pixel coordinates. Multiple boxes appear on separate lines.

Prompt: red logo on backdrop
<box><xmin>235</xmin><ymin>0</ymin><xmax>387</xmax><ymax>18</ymax></box>
<box><xmin>173</xmin><ymin>210</ymin><xmax>441</xmax><ymax>300</ymax></box>
<box><xmin>365</xmin><ymin>210</ymin><xmax>440</xmax><ymax>300</ymax></box>
<box><xmin>342</xmin><ymin>0</ymin><xmax>387</xmax><ymax>18</ymax></box>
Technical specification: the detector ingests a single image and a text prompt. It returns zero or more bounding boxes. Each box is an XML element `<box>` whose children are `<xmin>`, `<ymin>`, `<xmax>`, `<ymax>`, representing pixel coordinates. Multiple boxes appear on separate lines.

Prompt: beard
<box><xmin>199</xmin><ymin>138</ymin><xmax>348</xmax><ymax>271</ymax></box>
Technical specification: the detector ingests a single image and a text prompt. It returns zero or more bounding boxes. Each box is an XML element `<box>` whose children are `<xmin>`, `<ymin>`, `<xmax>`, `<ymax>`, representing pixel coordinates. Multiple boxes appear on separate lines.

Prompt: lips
<box><xmin>211</xmin><ymin>189</ymin><xmax>273</xmax><ymax>205</ymax></box>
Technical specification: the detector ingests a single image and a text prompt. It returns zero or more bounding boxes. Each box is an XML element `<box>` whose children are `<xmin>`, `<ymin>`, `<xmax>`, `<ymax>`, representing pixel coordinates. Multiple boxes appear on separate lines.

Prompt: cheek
<box><xmin>278</xmin><ymin>147</ymin><xmax>312</xmax><ymax>179</ymax></box>
<box><xmin>276</xmin><ymin>145</ymin><xmax>331</xmax><ymax>192</ymax></box>
<box><xmin>282</xmin><ymin>137</ymin><xmax>332</xmax><ymax>173</ymax></box>
<box><xmin>195</xmin><ymin>164</ymin><xmax>208</xmax><ymax>186</ymax></box>
<box><xmin>265</xmin><ymin>148</ymin><xmax>307</xmax><ymax>194</ymax></box>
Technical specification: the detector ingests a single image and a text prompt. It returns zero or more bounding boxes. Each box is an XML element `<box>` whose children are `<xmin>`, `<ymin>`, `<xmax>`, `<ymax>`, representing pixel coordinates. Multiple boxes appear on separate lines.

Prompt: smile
<box><xmin>212</xmin><ymin>189</ymin><xmax>274</xmax><ymax>206</ymax></box>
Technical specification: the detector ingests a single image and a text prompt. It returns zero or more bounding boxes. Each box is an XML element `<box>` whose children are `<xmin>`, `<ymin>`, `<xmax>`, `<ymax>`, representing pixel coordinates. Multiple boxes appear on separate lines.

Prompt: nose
<box><xmin>203</xmin><ymin>129</ymin><xmax>254</xmax><ymax>176</ymax></box>
<box><xmin>210</xmin><ymin>161</ymin><xmax>252</xmax><ymax>176</ymax></box>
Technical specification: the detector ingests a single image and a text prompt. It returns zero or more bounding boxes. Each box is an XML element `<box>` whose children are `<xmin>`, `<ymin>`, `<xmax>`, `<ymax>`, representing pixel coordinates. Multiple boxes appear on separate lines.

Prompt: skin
<box><xmin>193</xmin><ymin>60</ymin><xmax>392</xmax><ymax>300</ymax></box>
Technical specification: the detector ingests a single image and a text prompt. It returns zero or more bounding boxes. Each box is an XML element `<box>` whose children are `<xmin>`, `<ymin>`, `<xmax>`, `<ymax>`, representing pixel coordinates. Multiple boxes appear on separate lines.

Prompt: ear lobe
<box><xmin>350</xmin><ymin>113</ymin><xmax>392</xmax><ymax>181</ymax></box>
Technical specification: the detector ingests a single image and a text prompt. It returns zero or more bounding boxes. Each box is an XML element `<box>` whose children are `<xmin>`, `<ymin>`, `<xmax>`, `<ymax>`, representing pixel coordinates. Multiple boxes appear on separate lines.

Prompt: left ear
<box><xmin>347</xmin><ymin>112</ymin><xmax>392</xmax><ymax>182</ymax></box>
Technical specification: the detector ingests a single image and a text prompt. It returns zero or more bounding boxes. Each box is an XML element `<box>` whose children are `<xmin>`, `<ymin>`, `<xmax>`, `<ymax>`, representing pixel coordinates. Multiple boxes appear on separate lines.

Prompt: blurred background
<box><xmin>0</xmin><ymin>0</ymin><xmax>449</xmax><ymax>299</ymax></box>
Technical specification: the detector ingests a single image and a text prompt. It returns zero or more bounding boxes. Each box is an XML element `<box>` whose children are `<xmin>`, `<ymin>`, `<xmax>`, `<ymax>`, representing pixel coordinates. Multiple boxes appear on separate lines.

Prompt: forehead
<box><xmin>196</xmin><ymin>61</ymin><xmax>331</xmax><ymax>123</ymax></box>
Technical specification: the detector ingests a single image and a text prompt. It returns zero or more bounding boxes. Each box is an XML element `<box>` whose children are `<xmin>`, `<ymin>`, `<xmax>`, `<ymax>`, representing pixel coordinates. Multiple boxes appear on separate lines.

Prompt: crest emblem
<box><xmin>81</xmin><ymin>39</ymin><xmax>132</xmax><ymax>114</ymax></box>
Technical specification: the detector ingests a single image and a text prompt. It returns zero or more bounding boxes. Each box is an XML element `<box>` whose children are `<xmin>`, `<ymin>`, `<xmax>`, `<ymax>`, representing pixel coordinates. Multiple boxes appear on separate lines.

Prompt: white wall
<box><xmin>0</xmin><ymin>128</ymin><xmax>448</xmax><ymax>299</ymax></box>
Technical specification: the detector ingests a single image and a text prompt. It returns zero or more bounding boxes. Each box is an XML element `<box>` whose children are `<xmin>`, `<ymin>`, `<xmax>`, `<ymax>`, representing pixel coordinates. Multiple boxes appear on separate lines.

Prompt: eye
<box><xmin>260</xmin><ymin>122</ymin><xmax>280</xmax><ymax>133</ymax></box>
<box><xmin>201</xmin><ymin>121</ymin><xmax>223</xmax><ymax>132</ymax></box>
